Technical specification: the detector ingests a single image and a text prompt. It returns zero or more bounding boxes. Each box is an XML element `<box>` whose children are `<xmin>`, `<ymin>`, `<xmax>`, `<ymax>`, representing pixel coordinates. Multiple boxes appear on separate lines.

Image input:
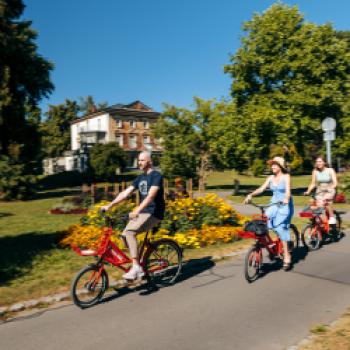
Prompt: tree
<box><xmin>153</xmin><ymin>97</ymin><xmax>228</xmax><ymax>191</ymax></box>
<box><xmin>78</xmin><ymin>95</ymin><xmax>108</xmax><ymax>116</ymax></box>
<box><xmin>224</xmin><ymin>3</ymin><xmax>350</xmax><ymax>168</ymax></box>
<box><xmin>0</xmin><ymin>0</ymin><xmax>54</xmax><ymax>163</ymax></box>
<box><xmin>40</xmin><ymin>99</ymin><xmax>79</xmax><ymax>158</ymax></box>
<box><xmin>89</xmin><ymin>143</ymin><xmax>127</xmax><ymax>182</ymax></box>
<box><xmin>0</xmin><ymin>0</ymin><xmax>54</xmax><ymax>198</ymax></box>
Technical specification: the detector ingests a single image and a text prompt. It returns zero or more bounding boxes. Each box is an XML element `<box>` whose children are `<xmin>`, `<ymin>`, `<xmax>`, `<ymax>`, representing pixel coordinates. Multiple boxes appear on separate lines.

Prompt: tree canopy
<box><xmin>224</xmin><ymin>2</ymin><xmax>350</xmax><ymax>168</ymax></box>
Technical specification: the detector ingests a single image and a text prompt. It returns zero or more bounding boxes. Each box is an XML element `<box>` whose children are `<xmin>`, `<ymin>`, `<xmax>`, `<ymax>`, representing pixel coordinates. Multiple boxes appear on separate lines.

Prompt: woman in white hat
<box><xmin>244</xmin><ymin>156</ymin><xmax>294</xmax><ymax>269</ymax></box>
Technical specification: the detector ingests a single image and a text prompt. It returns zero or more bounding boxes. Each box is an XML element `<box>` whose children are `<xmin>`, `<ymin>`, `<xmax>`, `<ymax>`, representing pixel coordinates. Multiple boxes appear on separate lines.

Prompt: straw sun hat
<box><xmin>267</xmin><ymin>156</ymin><xmax>288</xmax><ymax>172</ymax></box>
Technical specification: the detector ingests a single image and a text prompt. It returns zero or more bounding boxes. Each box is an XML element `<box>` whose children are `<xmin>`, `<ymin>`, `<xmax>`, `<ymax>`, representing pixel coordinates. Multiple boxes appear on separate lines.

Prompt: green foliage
<box><xmin>40</xmin><ymin>99</ymin><xmax>79</xmax><ymax>158</ymax></box>
<box><xmin>80</xmin><ymin>200</ymin><xmax>134</xmax><ymax>231</ymax></box>
<box><xmin>0</xmin><ymin>0</ymin><xmax>54</xmax><ymax>164</ymax></box>
<box><xmin>224</xmin><ymin>2</ymin><xmax>350</xmax><ymax>168</ymax></box>
<box><xmin>88</xmin><ymin>143</ymin><xmax>127</xmax><ymax>181</ymax></box>
<box><xmin>153</xmin><ymin>97</ymin><xmax>232</xmax><ymax>185</ymax></box>
<box><xmin>0</xmin><ymin>156</ymin><xmax>36</xmax><ymax>200</ymax></box>
<box><xmin>78</xmin><ymin>95</ymin><xmax>108</xmax><ymax>116</ymax></box>
<box><xmin>250</xmin><ymin>159</ymin><xmax>266</xmax><ymax>176</ymax></box>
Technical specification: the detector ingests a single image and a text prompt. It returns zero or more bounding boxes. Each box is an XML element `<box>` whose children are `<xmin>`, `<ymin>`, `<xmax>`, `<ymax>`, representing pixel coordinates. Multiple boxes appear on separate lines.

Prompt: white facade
<box><xmin>71</xmin><ymin>113</ymin><xmax>110</xmax><ymax>151</ymax></box>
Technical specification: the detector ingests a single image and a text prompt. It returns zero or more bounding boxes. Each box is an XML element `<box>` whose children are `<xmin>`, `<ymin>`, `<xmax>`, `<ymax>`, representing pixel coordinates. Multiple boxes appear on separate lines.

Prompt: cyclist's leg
<box><xmin>122</xmin><ymin>214</ymin><xmax>159</xmax><ymax>279</ymax></box>
<box><xmin>274</xmin><ymin>225</ymin><xmax>291</xmax><ymax>265</ymax></box>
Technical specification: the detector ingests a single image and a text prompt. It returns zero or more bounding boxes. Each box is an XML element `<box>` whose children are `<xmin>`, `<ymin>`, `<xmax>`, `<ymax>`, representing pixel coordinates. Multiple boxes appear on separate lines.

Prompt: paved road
<box><xmin>1</xmin><ymin>231</ymin><xmax>350</xmax><ymax>350</ymax></box>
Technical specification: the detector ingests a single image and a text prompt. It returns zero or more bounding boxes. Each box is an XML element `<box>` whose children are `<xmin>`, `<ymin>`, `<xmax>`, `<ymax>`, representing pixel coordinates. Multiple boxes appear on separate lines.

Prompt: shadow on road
<box><xmin>100</xmin><ymin>257</ymin><xmax>215</xmax><ymax>305</ymax></box>
<box><xmin>258</xmin><ymin>244</ymin><xmax>309</xmax><ymax>279</ymax></box>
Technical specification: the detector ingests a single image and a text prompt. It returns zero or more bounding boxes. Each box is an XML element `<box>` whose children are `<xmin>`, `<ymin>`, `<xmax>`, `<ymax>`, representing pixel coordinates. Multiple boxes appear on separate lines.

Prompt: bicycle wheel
<box><xmin>301</xmin><ymin>224</ymin><xmax>322</xmax><ymax>251</ymax></box>
<box><xmin>331</xmin><ymin>212</ymin><xmax>342</xmax><ymax>241</ymax></box>
<box><xmin>71</xmin><ymin>264</ymin><xmax>108</xmax><ymax>308</ymax></box>
<box><xmin>289</xmin><ymin>224</ymin><xmax>299</xmax><ymax>251</ymax></box>
<box><xmin>145</xmin><ymin>239</ymin><xmax>182</xmax><ymax>286</ymax></box>
<box><xmin>244</xmin><ymin>246</ymin><xmax>262</xmax><ymax>283</ymax></box>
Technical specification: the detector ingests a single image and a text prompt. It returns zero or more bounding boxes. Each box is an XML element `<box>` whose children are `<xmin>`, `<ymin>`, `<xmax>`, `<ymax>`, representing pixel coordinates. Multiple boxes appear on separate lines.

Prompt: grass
<box><xmin>0</xmin><ymin>188</ymin><xmax>253</xmax><ymax>307</ymax></box>
<box><xmin>299</xmin><ymin>310</ymin><xmax>350</xmax><ymax>350</ymax></box>
<box><xmin>205</xmin><ymin>170</ymin><xmax>311</xmax><ymax>190</ymax></box>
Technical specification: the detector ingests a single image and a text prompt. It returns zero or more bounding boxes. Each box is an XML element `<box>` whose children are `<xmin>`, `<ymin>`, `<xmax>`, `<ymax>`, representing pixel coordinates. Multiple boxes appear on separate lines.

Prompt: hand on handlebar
<box><xmin>244</xmin><ymin>194</ymin><xmax>252</xmax><ymax>204</ymax></box>
<box><xmin>100</xmin><ymin>205</ymin><xmax>110</xmax><ymax>213</ymax></box>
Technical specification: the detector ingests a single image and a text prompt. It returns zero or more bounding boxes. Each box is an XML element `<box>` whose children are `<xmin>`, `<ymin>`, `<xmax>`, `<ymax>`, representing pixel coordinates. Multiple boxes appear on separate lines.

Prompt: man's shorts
<box><xmin>122</xmin><ymin>213</ymin><xmax>160</xmax><ymax>236</ymax></box>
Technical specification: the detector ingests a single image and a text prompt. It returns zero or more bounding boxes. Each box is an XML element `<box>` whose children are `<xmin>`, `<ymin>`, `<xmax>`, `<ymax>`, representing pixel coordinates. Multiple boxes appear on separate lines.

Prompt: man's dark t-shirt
<box><xmin>132</xmin><ymin>170</ymin><xmax>165</xmax><ymax>219</ymax></box>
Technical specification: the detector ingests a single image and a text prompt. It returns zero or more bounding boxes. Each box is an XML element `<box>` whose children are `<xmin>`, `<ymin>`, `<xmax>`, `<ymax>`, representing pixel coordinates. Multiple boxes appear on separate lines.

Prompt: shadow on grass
<box><xmin>100</xmin><ymin>257</ymin><xmax>215</xmax><ymax>305</ymax></box>
<box><xmin>0</xmin><ymin>212</ymin><xmax>13</xmax><ymax>219</ymax></box>
<box><xmin>32</xmin><ymin>188</ymin><xmax>81</xmax><ymax>201</ymax></box>
<box><xmin>0</xmin><ymin>231</ymin><xmax>62</xmax><ymax>284</ymax></box>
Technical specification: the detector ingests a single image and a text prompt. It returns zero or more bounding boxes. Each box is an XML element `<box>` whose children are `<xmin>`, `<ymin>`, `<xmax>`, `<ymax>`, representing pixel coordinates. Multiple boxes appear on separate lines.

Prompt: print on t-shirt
<box><xmin>139</xmin><ymin>180</ymin><xmax>148</xmax><ymax>196</ymax></box>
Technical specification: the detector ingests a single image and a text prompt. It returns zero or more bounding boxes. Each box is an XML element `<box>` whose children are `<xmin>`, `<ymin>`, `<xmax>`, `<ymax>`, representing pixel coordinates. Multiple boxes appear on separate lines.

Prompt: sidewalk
<box><xmin>212</xmin><ymin>190</ymin><xmax>350</xmax><ymax>222</ymax></box>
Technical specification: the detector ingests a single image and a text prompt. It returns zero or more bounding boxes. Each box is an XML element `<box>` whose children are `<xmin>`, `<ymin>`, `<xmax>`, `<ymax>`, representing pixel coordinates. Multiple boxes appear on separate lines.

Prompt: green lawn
<box><xmin>205</xmin><ymin>170</ymin><xmax>311</xmax><ymax>190</ymax></box>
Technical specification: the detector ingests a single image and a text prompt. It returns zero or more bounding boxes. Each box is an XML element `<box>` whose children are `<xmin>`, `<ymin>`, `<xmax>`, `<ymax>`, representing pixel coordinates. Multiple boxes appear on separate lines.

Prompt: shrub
<box><xmin>250</xmin><ymin>159</ymin><xmax>266</xmax><ymax>176</ymax></box>
<box><xmin>89</xmin><ymin>143</ymin><xmax>127</xmax><ymax>182</ymax></box>
<box><xmin>0</xmin><ymin>156</ymin><xmax>36</xmax><ymax>200</ymax></box>
<box><xmin>60</xmin><ymin>194</ymin><xmax>247</xmax><ymax>249</ymax></box>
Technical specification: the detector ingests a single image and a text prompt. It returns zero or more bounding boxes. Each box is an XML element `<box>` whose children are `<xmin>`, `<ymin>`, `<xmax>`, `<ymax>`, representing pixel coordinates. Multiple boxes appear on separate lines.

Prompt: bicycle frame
<box><xmin>239</xmin><ymin>230</ymin><xmax>284</xmax><ymax>257</ymax></box>
<box><xmin>72</xmin><ymin>225</ymin><xmax>153</xmax><ymax>273</ymax></box>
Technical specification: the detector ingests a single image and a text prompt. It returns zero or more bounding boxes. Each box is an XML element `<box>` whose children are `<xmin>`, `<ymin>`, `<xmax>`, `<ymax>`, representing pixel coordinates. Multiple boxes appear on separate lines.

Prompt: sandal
<box><xmin>283</xmin><ymin>260</ymin><xmax>291</xmax><ymax>271</ymax></box>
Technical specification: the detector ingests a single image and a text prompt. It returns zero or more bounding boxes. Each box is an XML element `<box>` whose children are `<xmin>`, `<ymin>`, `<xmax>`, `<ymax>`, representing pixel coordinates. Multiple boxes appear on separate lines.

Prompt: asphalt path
<box><xmin>1</xmin><ymin>230</ymin><xmax>350</xmax><ymax>350</ymax></box>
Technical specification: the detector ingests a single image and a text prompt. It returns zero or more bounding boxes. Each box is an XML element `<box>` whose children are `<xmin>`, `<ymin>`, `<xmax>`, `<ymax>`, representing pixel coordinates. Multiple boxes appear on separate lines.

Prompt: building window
<box><xmin>129</xmin><ymin>135</ymin><xmax>137</xmax><ymax>148</ymax></box>
<box><xmin>143</xmin><ymin>135</ymin><xmax>151</xmax><ymax>149</ymax></box>
<box><xmin>116</xmin><ymin>134</ymin><xmax>124</xmax><ymax>147</ymax></box>
<box><xmin>116</xmin><ymin>119</ymin><xmax>123</xmax><ymax>128</ymax></box>
<box><xmin>130</xmin><ymin>120</ymin><xmax>136</xmax><ymax>128</ymax></box>
<box><xmin>143</xmin><ymin>121</ymin><xmax>149</xmax><ymax>129</ymax></box>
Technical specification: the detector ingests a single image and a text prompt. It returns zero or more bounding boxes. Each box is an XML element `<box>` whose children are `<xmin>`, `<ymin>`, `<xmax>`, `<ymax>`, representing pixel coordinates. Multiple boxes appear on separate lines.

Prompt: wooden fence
<box><xmin>82</xmin><ymin>178</ymin><xmax>195</xmax><ymax>205</ymax></box>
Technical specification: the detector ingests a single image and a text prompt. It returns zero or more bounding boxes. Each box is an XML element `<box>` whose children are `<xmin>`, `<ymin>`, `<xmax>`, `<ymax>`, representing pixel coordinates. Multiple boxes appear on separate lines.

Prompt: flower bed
<box><xmin>60</xmin><ymin>194</ymin><xmax>247</xmax><ymax>249</ymax></box>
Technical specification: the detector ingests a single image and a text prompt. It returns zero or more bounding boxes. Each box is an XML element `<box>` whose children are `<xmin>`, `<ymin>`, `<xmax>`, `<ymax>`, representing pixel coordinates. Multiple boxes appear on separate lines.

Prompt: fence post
<box><xmin>91</xmin><ymin>183</ymin><xmax>96</xmax><ymax>205</ymax></box>
<box><xmin>188</xmin><ymin>178</ymin><xmax>193</xmax><ymax>198</ymax></box>
<box><xmin>113</xmin><ymin>182</ymin><xmax>119</xmax><ymax>196</ymax></box>
<box><xmin>104</xmin><ymin>184</ymin><xmax>109</xmax><ymax>198</ymax></box>
<box><xmin>164</xmin><ymin>179</ymin><xmax>169</xmax><ymax>198</ymax></box>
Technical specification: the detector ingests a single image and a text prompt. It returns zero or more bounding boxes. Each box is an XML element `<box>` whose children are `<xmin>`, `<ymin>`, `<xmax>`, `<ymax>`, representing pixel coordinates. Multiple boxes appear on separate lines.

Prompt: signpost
<box><xmin>321</xmin><ymin>117</ymin><xmax>336</xmax><ymax>166</ymax></box>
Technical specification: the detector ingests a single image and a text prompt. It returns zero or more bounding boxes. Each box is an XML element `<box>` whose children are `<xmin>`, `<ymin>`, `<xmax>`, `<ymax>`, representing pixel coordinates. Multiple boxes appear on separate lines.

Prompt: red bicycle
<box><xmin>71</xmin><ymin>213</ymin><xmax>182</xmax><ymax>308</ymax></box>
<box><xmin>300</xmin><ymin>196</ymin><xmax>343</xmax><ymax>251</ymax></box>
<box><xmin>239</xmin><ymin>202</ymin><xmax>299</xmax><ymax>283</ymax></box>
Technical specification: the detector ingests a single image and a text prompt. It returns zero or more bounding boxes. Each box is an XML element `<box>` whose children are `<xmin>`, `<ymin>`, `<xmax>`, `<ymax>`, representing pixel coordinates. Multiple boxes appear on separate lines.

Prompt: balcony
<box><xmin>79</xmin><ymin>130</ymin><xmax>106</xmax><ymax>148</ymax></box>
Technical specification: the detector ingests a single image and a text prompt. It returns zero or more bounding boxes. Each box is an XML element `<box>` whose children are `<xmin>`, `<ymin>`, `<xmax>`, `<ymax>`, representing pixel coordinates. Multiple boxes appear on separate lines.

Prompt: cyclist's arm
<box><xmin>247</xmin><ymin>176</ymin><xmax>271</xmax><ymax>199</ymax></box>
<box><xmin>132</xmin><ymin>186</ymin><xmax>159</xmax><ymax>215</ymax></box>
<box><xmin>105</xmin><ymin>186</ymin><xmax>135</xmax><ymax>210</ymax></box>
<box><xmin>305</xmin><ymin>170</ymin><xmax>316</xmax><ymax>195</ymax></box>
<box><xmin>330</xmin><ymin>168</ymin><xmax>337</xmax><ymax>189</ymax></box>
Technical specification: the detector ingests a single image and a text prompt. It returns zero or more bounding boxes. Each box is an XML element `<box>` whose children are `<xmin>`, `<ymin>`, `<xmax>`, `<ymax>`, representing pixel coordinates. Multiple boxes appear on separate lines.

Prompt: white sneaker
<box><xmin>329</xmin><ymin>217</ymin><xmax>337</xmax><ymax>225</ymax></box>
<box><xmin>123</xmin><ymin>264</ymin><xmax>145</xmax><ymax>280</ymax></box>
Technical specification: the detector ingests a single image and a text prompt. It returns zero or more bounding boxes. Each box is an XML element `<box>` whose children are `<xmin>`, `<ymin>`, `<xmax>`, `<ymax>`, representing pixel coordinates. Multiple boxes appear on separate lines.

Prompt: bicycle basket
<box><xmin>244</xmin><ymin>220</ymin><xmax>268</xmax><ymax>236</ymax></box>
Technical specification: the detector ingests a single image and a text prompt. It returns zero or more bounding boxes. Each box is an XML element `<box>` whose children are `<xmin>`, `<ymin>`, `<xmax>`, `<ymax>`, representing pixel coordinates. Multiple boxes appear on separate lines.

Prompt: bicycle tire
<box><xmin>301</xmin><ymin>223</ymin><xmax>322</xmax><ymax>251</ymax></box>
<box><xmin>289</xmin><ymin>224</ymin><xmax>299</xmax><ymax>251</ymax></box>
<box><xmin>71</xmin><ymin>264</ymin><xmax>108</xmax><ymax>309</ymax></box>
<box><xmin>331</xmin><ymin>212</ymin><xmax>342</xmax><ymax>242</ymax></box>
<box><xmin>244</xmin><ymin>246</ymin><xmax>262</xmax><ymax>283</ymax></box>
<box><xmin>144</xmin><ymin>239</ymin><xmax>182</xmax><ymax>287</ymax></box>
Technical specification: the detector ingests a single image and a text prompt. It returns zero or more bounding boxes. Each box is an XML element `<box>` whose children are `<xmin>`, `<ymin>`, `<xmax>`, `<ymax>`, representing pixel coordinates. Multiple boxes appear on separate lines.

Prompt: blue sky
<box><xmin>23</xmin><ymin>0</ymin><xmax>350</xmax><ymax>113</ymax></box>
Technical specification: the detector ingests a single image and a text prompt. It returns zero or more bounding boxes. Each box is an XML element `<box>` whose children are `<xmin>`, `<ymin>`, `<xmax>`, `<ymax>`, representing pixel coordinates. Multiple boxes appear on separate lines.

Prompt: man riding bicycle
<box><xmin>101</xmin><ymin>151</ymin><xmax>165</xmax><ymax>280</ymax></box>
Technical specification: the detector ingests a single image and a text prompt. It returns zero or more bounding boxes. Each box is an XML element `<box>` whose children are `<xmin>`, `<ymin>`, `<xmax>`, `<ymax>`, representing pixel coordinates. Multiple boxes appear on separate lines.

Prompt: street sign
<box><xmin>321</xmin><ymin>117</ymin><xmax>336</xmax><ymax>131</ymax></box>
<box><xmin>323</xmin><ymin>130</ymin><xmax>335</xmax><ymax>141</ymax></box>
